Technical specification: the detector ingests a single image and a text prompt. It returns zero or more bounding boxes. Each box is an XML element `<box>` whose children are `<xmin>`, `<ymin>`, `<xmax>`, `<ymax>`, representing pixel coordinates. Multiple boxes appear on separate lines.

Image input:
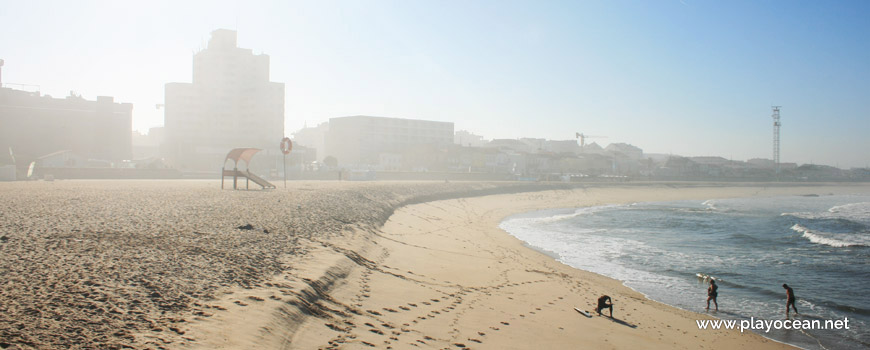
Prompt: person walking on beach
<box><xmin>706</xmin><ymin>279</ymin><xmax>718</xmax><ymax>311</ymax></box>
<box><xmin>596</xmin><ymin>295</ymin><xmax>613</xmax><ymax>317</ymax></box>
<box><xmin>783</xmin><ymin>284</ymin><xmax>799</xmax><ymax>317</ymax></box>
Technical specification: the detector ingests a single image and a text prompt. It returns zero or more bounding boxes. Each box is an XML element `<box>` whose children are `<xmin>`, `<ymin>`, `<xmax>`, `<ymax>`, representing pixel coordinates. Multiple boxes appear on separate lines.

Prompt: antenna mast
<box><xmin>771</xmin><ymin>106</ymin><xmax>781</xmax><ymax>174</ymax></box>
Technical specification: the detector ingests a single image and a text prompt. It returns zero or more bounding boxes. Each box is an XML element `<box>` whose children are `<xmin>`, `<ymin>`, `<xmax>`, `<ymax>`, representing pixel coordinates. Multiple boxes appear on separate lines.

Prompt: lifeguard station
<box><xmin>221</xmin><ymin>148</ymin><xmax>276</xmax><ymax>190</ymax></box>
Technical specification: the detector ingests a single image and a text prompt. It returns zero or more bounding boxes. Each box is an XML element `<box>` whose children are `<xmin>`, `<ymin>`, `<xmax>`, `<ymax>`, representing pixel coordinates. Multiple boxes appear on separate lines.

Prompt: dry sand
<box><xmin>1</xmin><ymin>180</ymin><xmax>866</xmax><ymax>349</ymax></box>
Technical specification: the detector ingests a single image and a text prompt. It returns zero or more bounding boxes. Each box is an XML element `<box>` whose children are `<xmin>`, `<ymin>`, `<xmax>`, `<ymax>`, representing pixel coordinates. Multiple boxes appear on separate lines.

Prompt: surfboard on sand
<box><xmin>574</xmin><ymin>307</ymin><xmax>592</xmax><ymax>317</ymax></box>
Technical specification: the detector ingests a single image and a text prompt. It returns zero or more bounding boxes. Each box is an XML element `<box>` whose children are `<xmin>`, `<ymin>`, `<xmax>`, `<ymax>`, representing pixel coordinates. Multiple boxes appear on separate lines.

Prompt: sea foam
<box><xmin>783</xmin><ymin>202</ymin><xmax>870</xmax><ymax>224</ymax></box>
<box><xmin>791</xmin><ymin>224</ymin><xmax>869</xmax><ymax>248</ymax></box>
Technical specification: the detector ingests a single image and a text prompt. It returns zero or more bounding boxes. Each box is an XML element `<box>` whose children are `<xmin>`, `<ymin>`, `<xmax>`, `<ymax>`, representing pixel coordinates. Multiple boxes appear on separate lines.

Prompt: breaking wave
<box><xmin>791</xmin><ymin>224</ymin><xmax>869</xmax><ymax>248</ymax></box>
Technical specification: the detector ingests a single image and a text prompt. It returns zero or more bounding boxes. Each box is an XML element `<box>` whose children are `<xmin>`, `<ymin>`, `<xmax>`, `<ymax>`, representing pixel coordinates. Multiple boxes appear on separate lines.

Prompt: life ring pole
<box><xmin>283</xmin><ymin>151</ymin><xmax>286</xmax><ymax>188</ymax></box>
<box><xmin>280</xmin><ymin>137</ymin><xmax>292</xmax><ymax>188</ymax></box>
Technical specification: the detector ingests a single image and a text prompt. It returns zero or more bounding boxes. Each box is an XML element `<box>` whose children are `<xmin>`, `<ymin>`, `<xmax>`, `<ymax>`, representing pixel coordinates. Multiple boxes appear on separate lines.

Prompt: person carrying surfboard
<box><xmin>596</xmin><ymin>295</ymin><xmax>613</xmax><ymax>317</ymax></box>
<box><xmin>706</xmin><ymin>279</ymin><xmax>718</xmax><ymax>311</ymax></box>
<box><xmin>783</xmin><ymin>284</ymin><xmax>799</xmax><ymax>317</ymax></box>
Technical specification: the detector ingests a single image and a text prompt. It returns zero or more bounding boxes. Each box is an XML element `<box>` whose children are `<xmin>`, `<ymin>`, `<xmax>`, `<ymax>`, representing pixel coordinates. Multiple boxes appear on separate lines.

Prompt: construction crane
<box><xmin>575</xmin><ymin>132</ymin><xmax>607</xmax><ymax>151</ymax></box>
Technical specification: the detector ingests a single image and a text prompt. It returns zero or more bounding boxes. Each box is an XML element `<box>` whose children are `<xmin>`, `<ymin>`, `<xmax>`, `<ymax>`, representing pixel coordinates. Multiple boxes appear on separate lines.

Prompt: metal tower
<box><xmin>771</xmin><ymin>106</ymin><xmax>781</xmax><ymax>173</ymax></box>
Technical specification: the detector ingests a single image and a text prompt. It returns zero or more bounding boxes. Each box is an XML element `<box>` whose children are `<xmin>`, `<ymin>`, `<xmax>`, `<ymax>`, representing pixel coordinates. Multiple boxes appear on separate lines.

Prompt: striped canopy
<box><xmin>223</xmin><ymin>148</ymin><xmax>262</xmax><ymax>169</ymax></box>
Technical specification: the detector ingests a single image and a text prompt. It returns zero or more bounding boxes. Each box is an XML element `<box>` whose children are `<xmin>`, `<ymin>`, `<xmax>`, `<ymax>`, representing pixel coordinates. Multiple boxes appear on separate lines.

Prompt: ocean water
<box><xmin>500</xmin><ymin>194</ymin><xmax>870</xmax><ymax>349</ymax></box>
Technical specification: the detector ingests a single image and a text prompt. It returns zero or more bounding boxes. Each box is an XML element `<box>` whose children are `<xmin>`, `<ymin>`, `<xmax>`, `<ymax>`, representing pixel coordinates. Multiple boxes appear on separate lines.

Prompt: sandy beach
<box><xmin>1</xmin><ymin>180</ymin><xmax>866</xmax><ymax>349</ymax></box>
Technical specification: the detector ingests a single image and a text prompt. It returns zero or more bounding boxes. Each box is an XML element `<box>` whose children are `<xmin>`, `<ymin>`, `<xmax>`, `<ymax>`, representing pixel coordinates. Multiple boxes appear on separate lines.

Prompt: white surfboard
<box><xmin>697</xmin><ymin>273</ymin><xmax>724</xmax><ymax>282</ymax></box>
<box><xmin>574</xmin><ymin>307</ymin><xmax>592</xmax><ymax>317</ymax></box>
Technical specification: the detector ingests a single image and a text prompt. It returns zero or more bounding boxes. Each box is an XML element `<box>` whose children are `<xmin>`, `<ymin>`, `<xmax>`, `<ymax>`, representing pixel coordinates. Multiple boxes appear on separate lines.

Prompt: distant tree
<box><xmin>323</xmin><ymin>156</ymin><xmax>338</xmax><ymax>168</ymax></box>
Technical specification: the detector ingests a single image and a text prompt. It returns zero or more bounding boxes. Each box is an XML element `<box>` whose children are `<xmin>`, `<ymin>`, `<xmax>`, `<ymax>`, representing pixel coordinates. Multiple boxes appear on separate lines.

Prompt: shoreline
<box><xmin>2</xmin><ymin>181</ymin><xmax>867</xmax><ymax>349</ymax></box>
<box><xmin>498</xmin><ymin>189</ymin><xmax>870</xmax><ymax>350</ymax></box>
<box><xmin>495</xmin><ymin>187</ymin><xmax>870</xmax><ymax>350</ymax></box>
<box><xmin>281</xmin><ymin>184</ymin><xmax>868</xmax><ymax>349</ymax></box>
<box><xmin>498</xmin><ymin>207</ymin><xmax>801</xmax><ymax>350</ymax></box>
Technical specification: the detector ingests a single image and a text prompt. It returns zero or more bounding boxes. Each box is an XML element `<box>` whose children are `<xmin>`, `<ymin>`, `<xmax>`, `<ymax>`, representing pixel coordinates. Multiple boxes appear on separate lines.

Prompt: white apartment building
<box><xmin>325</xmin><ymin>116</ymin><xmax>454</xmax><ymax>167</ymax></box>
<box><xmin>164</xmin><ymin>29</ymin><xmax>284</xmax><ymax>172</ymax></box>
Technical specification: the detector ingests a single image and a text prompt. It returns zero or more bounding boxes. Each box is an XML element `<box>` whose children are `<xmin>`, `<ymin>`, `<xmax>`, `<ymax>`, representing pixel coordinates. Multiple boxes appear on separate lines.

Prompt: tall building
<box><xmin>325</xmin><ymin>116</ymin><xmax>454</xmax><ymax>167</ymax></box>
<box><xmin>0</xmin><ymin>87</ymin><xmax>132</xmax><ymax>174</ymax></box>
<box><xmin>164</xmin><ymin>29</ymin><xmax>284</xmax><ymax>172</ymax></box>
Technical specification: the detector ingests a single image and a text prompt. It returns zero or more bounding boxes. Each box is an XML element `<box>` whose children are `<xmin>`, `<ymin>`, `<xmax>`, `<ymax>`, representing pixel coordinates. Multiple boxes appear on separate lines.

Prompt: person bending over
<box><xmin>596</xmin><ymin>295</ymin><xmax>613</xmax><ymax>317</ymax></box>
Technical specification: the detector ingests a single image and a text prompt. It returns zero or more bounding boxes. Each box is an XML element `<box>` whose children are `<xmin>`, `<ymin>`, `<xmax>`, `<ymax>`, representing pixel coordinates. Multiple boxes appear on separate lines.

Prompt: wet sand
<box><xmin>1</xmin><ymin>180</ymin><xmax>864</xmax><ymax>349</ymax></box>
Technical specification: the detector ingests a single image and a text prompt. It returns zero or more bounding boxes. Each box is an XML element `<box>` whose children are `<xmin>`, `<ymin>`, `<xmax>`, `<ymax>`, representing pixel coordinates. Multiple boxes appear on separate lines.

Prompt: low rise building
<box><xmin>0</xmin><ymin>88</ymin><xmax>132</xmax><ymax>175</ymax></box>
<box><xmin>324</xmin><ymin>115</ymin><xmax>453</xmax><ymax>168</ymax></box>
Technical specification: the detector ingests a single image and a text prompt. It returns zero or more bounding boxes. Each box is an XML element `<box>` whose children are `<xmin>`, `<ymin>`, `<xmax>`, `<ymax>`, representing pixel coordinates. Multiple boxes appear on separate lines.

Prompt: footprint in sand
<box><xmin>325</xmin><ymin>323</ymin><xmax>349</xmax><ymax>332</ymax></box>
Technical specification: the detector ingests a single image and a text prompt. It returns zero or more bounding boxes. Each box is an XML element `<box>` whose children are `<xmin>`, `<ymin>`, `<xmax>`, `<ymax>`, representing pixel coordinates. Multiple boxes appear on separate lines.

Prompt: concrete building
<box><xmin>515</xmin><ymin>138</ymin><xmax>581</xmax><ymax>155</ymax></box>
<box><xmin>519</xmin><ymin>138</ymin><xmax>547</xmax><ymax>153</ymax></box>
<box><xmin>543</xmin><ymin>140</ymin><xmax>582</xmax><ymax>154</ymax></box>
<box><xmin>324</xmin><ymin>116</ymin><xmax>454</xmax><ymax>168</ymax></box>
<box><xmin>484</xmin><ymin>139</ymin><xmax>531</xmax><ymax>153</ymax></box>
<box><xmin>292</xmin><ymin>122</ymin><xmax>329</xmax><ymax>162</ymax></box>
<box><xmin>582</xmin><ymin>142</ymin><xmax>604</xmax><ymax>154</ymax></box>
<box><xmin>454</xmin><ymin>130</ymin><xmax>486</xmax><ymax>147</ymax></box>
<box><xmin>164</xmin><ymin>29</ymin><xmax>284</xmax><ymax>173</ymax></box>
<box><xmin>604</xmin><ymin>143</ymin><xmax>644</xmax><ymax>159</ymax></box>
<box><xmin>132</xmin><ymin>127</ymin><xmax>165</xmax><ymax>160</ymax></box>
<box><xmin>0</xmin><ymin>87</ymin><xmax>132</xmax><ymax>175</ymax></box>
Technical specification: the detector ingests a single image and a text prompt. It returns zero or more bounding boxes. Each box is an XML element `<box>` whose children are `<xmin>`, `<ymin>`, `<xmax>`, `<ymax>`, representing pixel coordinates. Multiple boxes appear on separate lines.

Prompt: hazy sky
<box><xmin>2</xmin><ymin>0</ymin><xmax>868</xmax><ymax>167</ymax></box>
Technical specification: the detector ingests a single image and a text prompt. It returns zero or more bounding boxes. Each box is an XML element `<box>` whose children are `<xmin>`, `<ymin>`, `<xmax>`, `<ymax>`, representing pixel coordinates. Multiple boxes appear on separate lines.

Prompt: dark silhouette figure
<box><xmin>783</xmin><ymin>284</ymin><xmax>799</xmax><ymax>316</ymax></box>
<box><xmin>596</xmin><ymin>295</ymin><xmax>613</xmax><ymax>317</ymax></box>
<box><xmin>706</xmin><ymin>280</ymin><xmax>718</xmax><ymax>311</ymax></box>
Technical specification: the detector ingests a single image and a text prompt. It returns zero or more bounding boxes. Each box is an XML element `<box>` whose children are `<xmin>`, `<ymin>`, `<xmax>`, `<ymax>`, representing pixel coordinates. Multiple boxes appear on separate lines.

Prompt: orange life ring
<box><xmin>280</xmin><ymin>137</ymin><xmax>292</xmax><ymax>155</ymax></box>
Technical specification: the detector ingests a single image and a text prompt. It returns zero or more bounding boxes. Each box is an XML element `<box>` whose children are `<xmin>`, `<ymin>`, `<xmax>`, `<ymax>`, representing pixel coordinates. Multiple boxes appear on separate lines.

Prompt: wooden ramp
<box><xmin>245</xmin><ymin>170</ymin><xmax>276</xmax><ymax>189</ymax></box>
<box><xmin>221</xmin><ymin>148</ymin><xmax>276</xmax><ymax>190</ymax></box>
<box><xmin>222</xmin><ymin>169</ymin><xmax>275</xmax><ymax>190</ymax></box>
